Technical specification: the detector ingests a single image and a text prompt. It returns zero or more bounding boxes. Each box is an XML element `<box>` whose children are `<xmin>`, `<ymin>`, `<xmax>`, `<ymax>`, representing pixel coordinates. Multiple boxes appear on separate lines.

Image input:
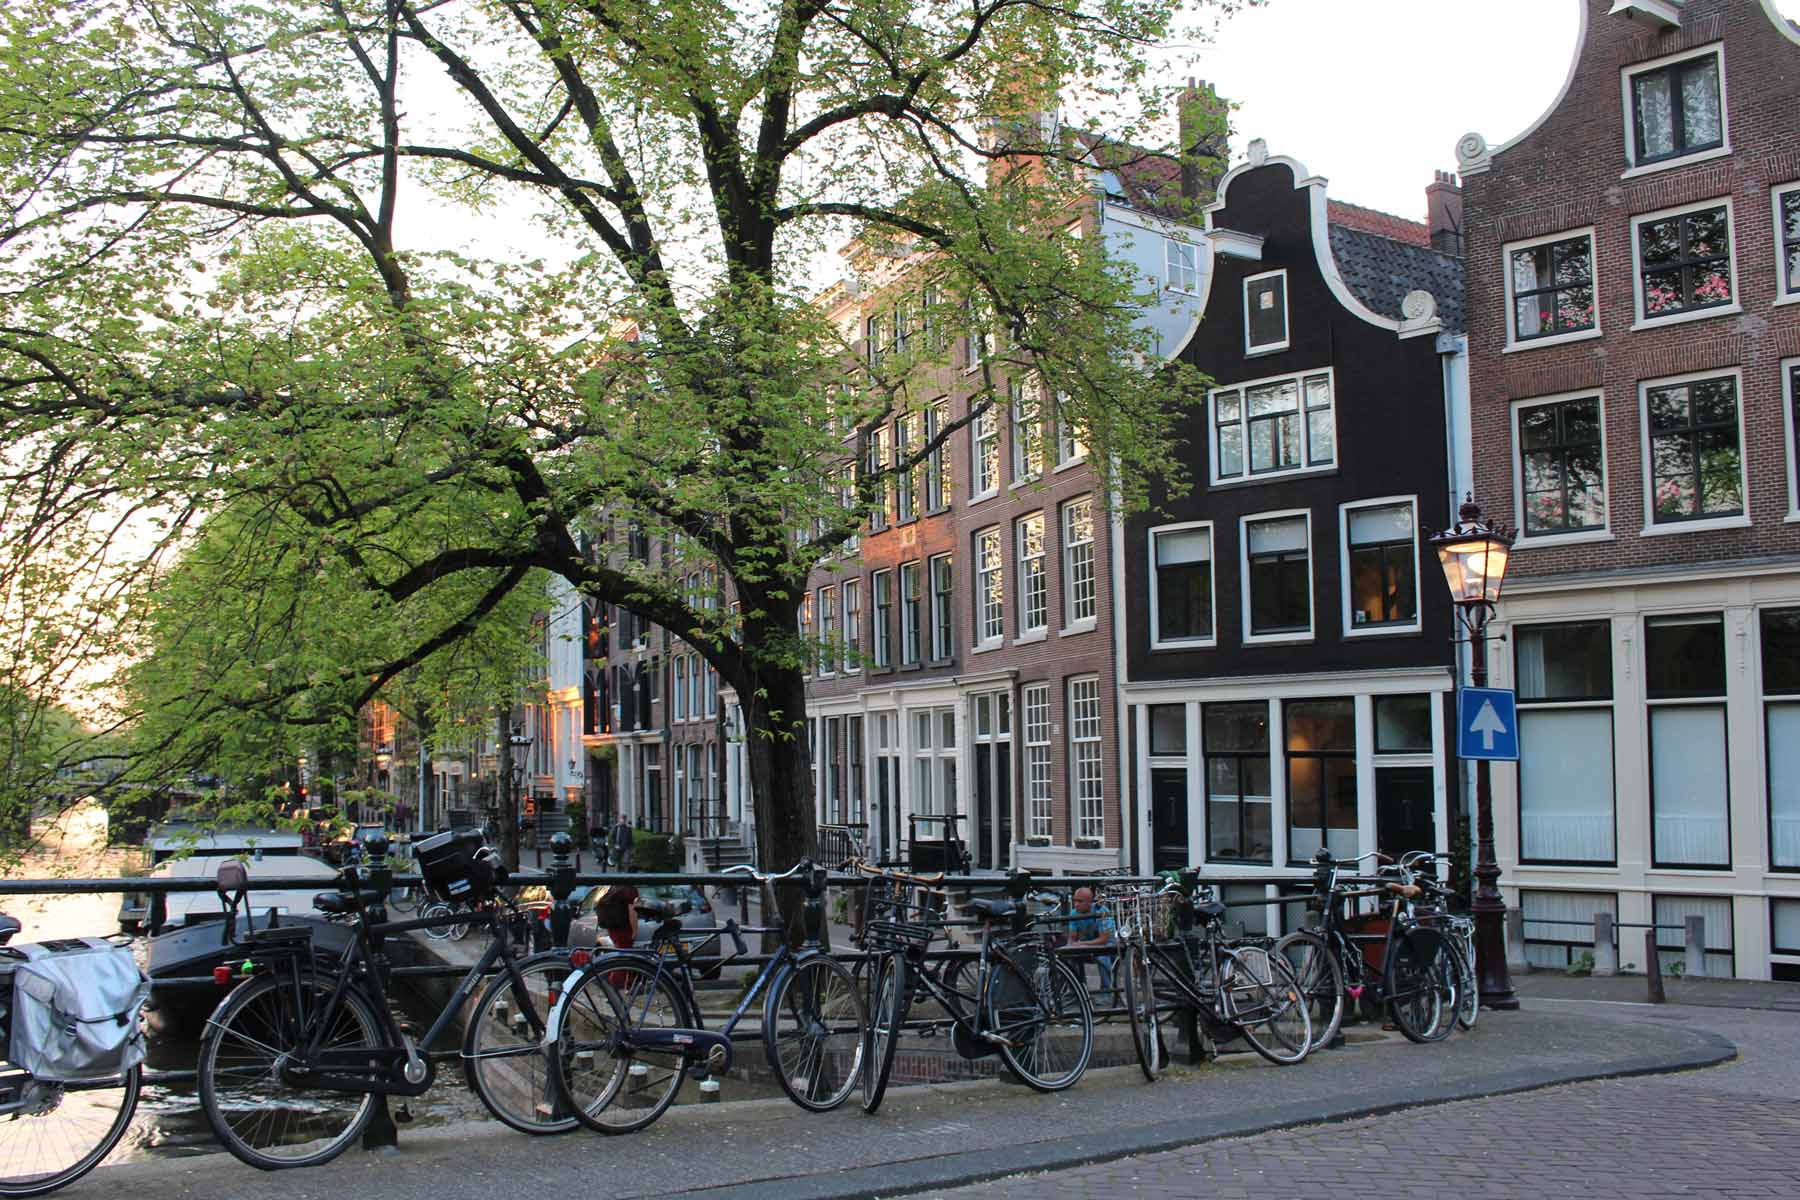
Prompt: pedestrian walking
<box><xmin>611</xmin><ymin>813</ymin><xmax>633</xmax><ymax>871</ymax></box>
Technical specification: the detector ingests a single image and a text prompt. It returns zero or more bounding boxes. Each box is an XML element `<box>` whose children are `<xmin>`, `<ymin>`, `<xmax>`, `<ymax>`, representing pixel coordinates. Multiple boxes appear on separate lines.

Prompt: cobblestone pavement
<box><xmin>919</xmin><ymin>1000</ymin><xmax>1797</xmax><ymax>1200</ymax></box>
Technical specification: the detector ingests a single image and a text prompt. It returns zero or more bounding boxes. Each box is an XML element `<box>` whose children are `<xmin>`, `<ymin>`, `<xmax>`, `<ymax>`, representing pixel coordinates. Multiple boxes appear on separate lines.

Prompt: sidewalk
<box><xmin>89</xmin><ymin>1001</ymin><xmax>1731</xmax><ymax>1200</ymax></box>
<box><xmin>1512</xmin><ymin>968</ymin><xmax>1800</xmax><ymax>1011</ymax></box>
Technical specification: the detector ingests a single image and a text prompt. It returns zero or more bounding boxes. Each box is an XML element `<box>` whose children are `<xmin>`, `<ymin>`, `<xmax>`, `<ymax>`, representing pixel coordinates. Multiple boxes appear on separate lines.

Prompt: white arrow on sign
<box><xmin>1469</xmin><ymin>699</ymin><xmax>1508</xmax><ymax>751</ymax></box>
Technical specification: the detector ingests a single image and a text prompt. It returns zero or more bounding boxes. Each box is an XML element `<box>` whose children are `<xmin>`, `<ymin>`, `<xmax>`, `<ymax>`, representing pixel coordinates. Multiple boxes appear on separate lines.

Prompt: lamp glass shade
<box><xmin>1434</xmin><ymin>535</ymin><xmax>1510</xmax><ymax>605</ymax></box>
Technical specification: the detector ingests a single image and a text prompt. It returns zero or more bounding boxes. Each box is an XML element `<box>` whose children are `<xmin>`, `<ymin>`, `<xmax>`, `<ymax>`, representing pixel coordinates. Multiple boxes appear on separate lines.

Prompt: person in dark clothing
<box><xmin>611</xmin><ymin>816</ymin><xmax>633</xmax><ymax>870</ymax></box>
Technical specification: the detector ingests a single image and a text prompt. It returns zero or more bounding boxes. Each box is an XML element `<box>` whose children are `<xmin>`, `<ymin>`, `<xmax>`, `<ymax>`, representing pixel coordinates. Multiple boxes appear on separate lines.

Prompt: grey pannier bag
<box><xmin>6</xmin><ymin>937</ymin><xmax>149</xmax><ymax>1082</ymax></box>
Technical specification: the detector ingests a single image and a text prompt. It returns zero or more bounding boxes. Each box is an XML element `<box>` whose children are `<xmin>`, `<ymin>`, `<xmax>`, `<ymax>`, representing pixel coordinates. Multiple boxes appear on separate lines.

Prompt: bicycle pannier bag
<box><xmin>416</xmin><ymin>828</ymin><xmax>494</xmax><ymax>901</ymax></box>
<box><xmin>7</xmin><ymin>937</ymin><xmax>149</xmax><ymax>1082</ymax></box>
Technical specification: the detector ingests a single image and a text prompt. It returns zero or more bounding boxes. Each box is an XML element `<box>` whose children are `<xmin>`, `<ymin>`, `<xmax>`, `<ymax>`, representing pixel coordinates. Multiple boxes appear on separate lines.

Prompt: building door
<box><xmin>1151</xmin><ymin>768</ymin><xmax>1189</xmax><ymax>872</ymax></box>
<box><xmin>874</xmin><ymin>713</ymin><xmax>899</xmax><ymax>861</ymax></box>
<box><xmin>1376</xmin><ymin>766</ymin><xmax>1435</xmax><ymax>859</ymax></box>
<box><xmin>971</xmin><ymin>693</ymin><xmax>1013</xmax><ymax>871</ymax></box>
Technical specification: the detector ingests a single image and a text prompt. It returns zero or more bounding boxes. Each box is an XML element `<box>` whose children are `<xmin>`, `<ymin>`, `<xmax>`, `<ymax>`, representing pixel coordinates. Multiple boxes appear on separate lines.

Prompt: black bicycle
<box><xmin>859</xmin><ymin>866</ymin><xmax>1094</xmax><ymax>1112</ymax></box>
<box><xmin>1272</xmin><ymin>850</ymin><xmax>1459</xmax><ymax>1052</ymax></box>
<box><xmin>1118</xmin><ymin>868</ymin><xmax>1311</xmax><ymax>1081</ymax></box>
<box><xmin>196</xmin><ymin>832</ymin><xmax>578</xmax><ymax>1170</ymax></box>
<box><xmin>547</xmin><ymin>859</ymin><xmax>866</xmax><ymax>1133</ymax></box>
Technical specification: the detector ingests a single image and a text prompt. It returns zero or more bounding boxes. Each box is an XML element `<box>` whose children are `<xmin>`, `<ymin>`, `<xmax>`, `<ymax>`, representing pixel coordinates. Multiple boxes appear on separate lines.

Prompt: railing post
<box><xmin>1646</xmin><ymin>929</ymin><xmax>1665</xmax><ymax>1003</ymax></box>
<box><xmin>1684</xmin><ymin>915</ymin><xmax>1706</xmax><ymax>978</ymax></box>
<box><xmin>548</xmin><ymin>833</ymin><xmax>576</xmax><ymax>949</ymax></box>
<box><xmin>1592</xmin><ymin>911</ymin><xmax>1617</xmax><ymax>976</ymax></box>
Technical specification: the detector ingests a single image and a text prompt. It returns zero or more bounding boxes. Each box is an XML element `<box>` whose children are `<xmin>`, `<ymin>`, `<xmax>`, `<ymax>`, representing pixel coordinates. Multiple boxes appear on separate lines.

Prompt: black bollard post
<box><xmin>360</xmin><ymin>834</ymin><xmax>401</xmax><ymax>1151</ymax></box>
<box><xmin>548</xmin><ymin>833</ymin><xmax>576</xmax><ymax>948</ymax></box>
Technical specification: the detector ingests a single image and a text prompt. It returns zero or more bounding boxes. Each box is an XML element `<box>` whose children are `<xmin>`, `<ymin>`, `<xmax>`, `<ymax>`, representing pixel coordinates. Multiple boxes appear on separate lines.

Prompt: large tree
<box><xmin>0</xmin><ymin>0</ymin><xmax>1235</xmax><ymax>869</ymax></box>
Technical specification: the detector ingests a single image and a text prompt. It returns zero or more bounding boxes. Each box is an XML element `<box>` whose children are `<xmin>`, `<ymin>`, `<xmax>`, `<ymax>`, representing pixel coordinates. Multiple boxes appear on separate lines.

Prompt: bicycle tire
<box><xmin>984</xmin><ymin>953</ymin><xmax>1093</xmax><ymax>1092</ymax></box>
<box><xmin>197</xmin><ymin>972</ymin><xmax>381</xmax><ymax>1170</ymax></box>
<box><xmin>1121</xmin><ymin>940</ymin><xmax>1163</xmax><ymax>1082</ymax></box>
<box><xmin>387</xmin><ymin>882</ymin><xmax>420</xmax><ymax>914</ymax></box>
<box><xmin>1222</xmin><ymin>947</ymin><xmax>1312</xmax><ymax>1066</ymax></box>
<box><xmin>764</xmin><ymin>954</ymin><xmax>866</xmax><ymax>1112</ymax></box>
<box><xmin>1454</xmin><ymin>929</ymin><xmax>1479</xmax><ymax>1031</ymax></box>
<box><xmin>1386</xmin><ymin>933</ymin><xmax>1453</xmax><ymax>1044</ymax></box>
<box><xmin>1274</xmin><ymin>930</ymin><xmax>1345</xmax><ymax>1054</ymax></box>
<box><xmin>0</xmin><ymin>1065</ymin><xmax>140</xmax><ymax>1198</ymax></box>
<box><xmin>465</xmin><ymin>951</ymin><xmax>581</xmax><ymax>1134</ymax></box>
<box><xmin>421</xmin><ymin>899</ymin><xmax>457</xmax><ymax>940</ymax></box>
<box><xmin>861</xmin><ymin>952</ymin><xmax>909</xmax><ymax>1114</ymax></box>
<box><xmin>552</xmin><ymin>956</ymin><xmax>690</xmax><ymax>1135</ymax></box>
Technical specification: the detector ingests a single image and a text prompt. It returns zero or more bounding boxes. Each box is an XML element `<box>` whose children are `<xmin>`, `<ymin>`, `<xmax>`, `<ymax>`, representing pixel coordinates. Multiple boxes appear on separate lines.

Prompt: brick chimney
<box><xmin>1178</xmin><ymin>78</ymin><xmax>1231</xmax><ymax>205</ymax></box>
<box><xmin>1426</xmin><ymin>170</ymin><xmax>1463</xmax><ymax>257</ymax></box>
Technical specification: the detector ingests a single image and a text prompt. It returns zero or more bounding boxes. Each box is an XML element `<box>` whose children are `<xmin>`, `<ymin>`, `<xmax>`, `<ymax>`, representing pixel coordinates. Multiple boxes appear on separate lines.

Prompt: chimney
<box><xmin>1426</xmin><ymin>170</ymin><xmax>1463</xmax><ymax>257</ymax></box>
<box><xmin>1178</xmin><ymin>79</ymin><xmax>1231</xmax><ymax>206</ymax></box>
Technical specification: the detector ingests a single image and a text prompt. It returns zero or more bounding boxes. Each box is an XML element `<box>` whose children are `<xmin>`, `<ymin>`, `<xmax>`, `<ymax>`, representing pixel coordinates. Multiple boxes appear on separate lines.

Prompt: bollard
<box><xmin>1646</xmin><ymin>929</ymin><xmax>1665</xmax><ymax>1003</ymax></box>
<box><xmin>1592</xmin><ymin>911</ymin><xmax>1617</xmax><ymax>976</ymax></box>
<box><xmin>1505</xmin><ymin>908</ymin><xmax>1529</xmax><ymax>972</ymax></box>
<box><xmin>360</xmin><ymin>832</ymin><xmax>400</xmax><ymax>1151</ymax></box>
<box><xmin>547</xmin><ymin>833</ymin><xmax>576</xmax><ymax>949</ymax></box>
<box><xmin>1684</xmin><ymin>914</ymin><xmax>1706</xmax><ymax>979</ymax></box>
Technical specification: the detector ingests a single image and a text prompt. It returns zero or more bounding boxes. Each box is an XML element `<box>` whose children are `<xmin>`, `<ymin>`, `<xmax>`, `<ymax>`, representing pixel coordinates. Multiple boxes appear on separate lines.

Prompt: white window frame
<box><xmin>1022</xmin><ymin>683</ymin><xmax>1053</xmax><ymax>843</ymax></box>
<box><xmin>872</xmin><ymin>568</ymin><xmax>893</xmax><ymax>668</ymax></box>
<box><xmin>971</xmin><ymin>404</ymin><xmax>1000</xmax><ymax>501</ymax></box>
<box><xmin>1016</xmin><ymin>512</ymin><xmax>1048</xmax><ymax>639</ymax></box>
<box><xmin>1501</xmin><ymin>227</ymin><xmax>1602</xmax><ymax>352</ymax></box>
<box><xmin>974</xmin><ymin>526</ymin><xmax>1004</xmax><ymax>651</ymax></box>
<box><xmin>674</xmin><ymin>654</ymin><xmax>688</xmax><ymax>721</ymax></box>
<box><xmin>1067</xmin><ymin>675</ymin><xmax>1104</xmax><ymax>845</ymax></box>
<box><xmin>842</xmin><ymin>578</ymin><xmax>862</xmax><ymax>673</ymax></box>
<box><xmin>1636</xmin><ymin>366</ymin><xmax>1751</xmax><ymax>536</ymax></box>
<box><xmin>1774</xmin><ymin>182</ymin><xmax>1800</xmax><ymax>307</ymax></box>
<box><xmin>1147</xmin><ymin>520</ymin><xmax>1217</xmax><ymax>650</ymax></box>
<box><xmin>1242</xmin><ymin>269</ymin><xmax>1290</xmax><ymax>355</ymax></box>
<box><xmin>1619</xmin><ymin>42</ymin><xmax>1730</xmax><ymax>179</ymax></box>
<box><xmin>1629</xmin><ymin>196</ymin><xmax>1741</xmax><ymax>331</ymax></box>
<box><xmin>1010</xmin><ymin>378</ymin><xmax>1042</xmax><ymax>485</ymax></box>
<box><xmin>1785</xmin><ymin>358</ymin><xmax>1800</xmax><ymax>522</ymax></box>
<box><xmin>1165</xmin><ymin>237</ymin><xmax>1199</xmax><ymax>294</ymax></box>
<box><xmin>1338</xmin><ymin>495</ymin><xmax>1422</xmax><ymax>639</ymax></box>
<box><xmin>1510</xmin><ymin>390</ymin><xmax>1613</xmax><ymax>548</ymax></box>
<box><xmin>817</xmin><ymin>584</ymin><xmax>838</xmax><ymax>677</ymax></box>
<box><xmin>1209</xmin><ymin>367</ymin><xmax>1336</xmax><ymax>486</ymax></box>
<box><xmin>1061</xmin><ymin>495</ymin><xmax>1097</xmax><ymax>632</ymax></box>
<box><xmin>928</xmin><ymin>552</ymin><xmax>954</xmax><ymax>661</ymax></box>
<box><xmin>1239</xmin><ymin>508</ymin><xmax>1314</xmax><ymax>646</ymax></box>
<box><xmin>1054</xmin><ymin>389</ymin><xmax>1087</xmax><ymax>470</ymax></box>
<box><xmin>899</xmin><ymin>560</ymin><xmax>922</xmax><ymax>666</ymax></box>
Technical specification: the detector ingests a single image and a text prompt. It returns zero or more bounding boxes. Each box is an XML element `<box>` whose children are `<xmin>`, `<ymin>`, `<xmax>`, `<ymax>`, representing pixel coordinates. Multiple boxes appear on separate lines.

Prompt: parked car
<box><xmin>538</xmin><ymin>883</ymin><xmax>721</xmax><ymax>975</ymax></box>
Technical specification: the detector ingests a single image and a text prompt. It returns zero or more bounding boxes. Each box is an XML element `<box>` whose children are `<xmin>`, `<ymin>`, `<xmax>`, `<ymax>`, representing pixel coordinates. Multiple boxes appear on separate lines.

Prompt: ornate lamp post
<box><xmin>507</xmin><ymin>726</ymin><xmax>533</xmax><ymax>869</ymax></box>
<box><xmin>1430</xmin><ymin>495</ymin><xmax>1520</xmax><ymax>1010</ymax></box>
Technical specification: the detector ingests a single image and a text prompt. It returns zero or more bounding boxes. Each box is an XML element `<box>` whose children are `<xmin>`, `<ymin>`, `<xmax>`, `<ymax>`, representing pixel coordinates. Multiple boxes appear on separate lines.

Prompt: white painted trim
<box><xmin>1338</xmin><ymin>495</ymin><xmax>1423</xmax><ymax>639</ymax></box>
<box><xmin>1774</xmin><ymin>182</ymin><xmax>1800</xmax><ymax>304</ymax></box>
<box><xmin>1454</xmin><ymin>0</ymin><xmax>1592</xmax><ymax>175</ymax></box>
<box><xmin>1209</xmin><ymin>366</ymin><xmax>1337</xmax><ymax>487</ymax></box>
<box><xmin>1757</xmin><ymin>0</ymin><xmax>1800</xmax><ymax>46</ymax></box>
<box><xmin>1206</xmin><ymin>228</ymin><xmax>1265</xmax><ymax>262</ymax></box>
<box><xmin>1148</xmin><ymin>520</ymin><xmax>1218</xmax><ymax>651</ymax></box>
<box><xmin>1619</xmin><ymin>144</ymin><xmax>1732</xmax><ymax>180</ymax></box>
<box><xmin>1785</xmin><ymin>357</ymin><xmax>1800</xmax><ymax>520</ymax></box>
<box><xmin>1013</xmin><ymin>510</ymin><xmax>1049</xmax><ymax>639</ymax></box>
<box><xmin>1608</xmin><ymin>0</ymin><xmax>1681</xmax><ymax>29</ymax></box>
<box><xmin>1635</xmin><ymin>366</ymin><xmax>1750</xmax><ymax>533</ymax></box>
<box><xmin>1619</xmin><ymin>41</ymin><xmax>1728</xmax><ymax>174</ymax></box>
<box><xmin>1501</xmin><ymin>226</ymin><xmax>1600</xmax><ymax>351</ymax></box>
<box><xmin>1628</xmin><ymin>195</ymin><xmax>1739</xmax><ymax>329</ymax></box>
<box><xmin>1121</xmin><ymin>665</ymin><xmax>1454</xmax><ymax>701</ymax></box>
<box><xmin>1509</xmin><ymin>389</ymin><xmax>1612</xmax><ymax>544</ymax></box>
<box><xmin>1243</xmin><ymin>269</ymin><xmax>1291</xmax><ymax>356</ymax></box>
<box><xmin>1240</xmin><ymin>507</ymin><xmax>1314</xmax><ymax>646</ymax></box>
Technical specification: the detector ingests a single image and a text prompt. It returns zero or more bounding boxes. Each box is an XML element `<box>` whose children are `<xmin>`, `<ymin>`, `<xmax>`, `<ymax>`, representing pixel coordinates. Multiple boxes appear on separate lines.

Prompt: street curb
<box><xmin>667</xmin><ymin>1026</ymin><xmax>1738</xmax><ymax>1200</ymax></box>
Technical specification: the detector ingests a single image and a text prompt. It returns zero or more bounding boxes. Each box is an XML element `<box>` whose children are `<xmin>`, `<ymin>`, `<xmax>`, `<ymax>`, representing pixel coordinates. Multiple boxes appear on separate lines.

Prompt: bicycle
<box><xmin>0</xmin><ymin>913</ymin><xmax>144</xmax><ymax>1197</ymax></box>
<box><xmin>419</xmin><ymin>894</ymin><xmax>473</xmax><ymax>941</ymax></box>
<box><xmin>1398</xmin><ymin>852</ymin><xmax>1477</xmax><ymax>1032</ymax></box>
<box><xmin>1272</xmin><ymin>850</ymin><xmax>1459</xmax><ymax>1054</ymax></box>
<box><xmin>1117</xmin><ymin>868</ymin><xmax>1311</xmax><ymax>1081</ymax></box>
<box><xmin>858</xmin><ymin>866</ymin><xmax>1094</xmax><ymax>1113</ymax></box>
<box><xmin>548</xmin><ymin>859</ymin><xmax>866</xmax><ymax>1133</ymax></box>
<box><xmin>195</xmin><ymin>832</ymin><xmax>580</xmax><ymax>1170</ymax></box>
<box><xmin>384</xmin><ymin>844</ymin><xmax>421</xmax><ymax>914</ymax></box>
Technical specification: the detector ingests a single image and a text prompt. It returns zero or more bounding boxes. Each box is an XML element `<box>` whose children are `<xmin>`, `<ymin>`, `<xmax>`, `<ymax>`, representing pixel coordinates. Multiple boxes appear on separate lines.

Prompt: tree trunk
<box><xmin>740</xmin><ymin>661</ymin><xmax>818</xmax><ymax>946</ymax></box>
<box><xmin>496</xmin><ymin>700</ymin><xmax>520</xmax><ymax>870</ymax></box>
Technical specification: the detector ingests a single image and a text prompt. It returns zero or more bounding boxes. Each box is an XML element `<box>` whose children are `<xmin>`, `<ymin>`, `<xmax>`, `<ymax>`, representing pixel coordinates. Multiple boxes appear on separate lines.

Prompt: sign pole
<box><xmin>1467</xmin><ymin>612</ymin><xmax>1520</xmax><ymax>1010</ymax></box>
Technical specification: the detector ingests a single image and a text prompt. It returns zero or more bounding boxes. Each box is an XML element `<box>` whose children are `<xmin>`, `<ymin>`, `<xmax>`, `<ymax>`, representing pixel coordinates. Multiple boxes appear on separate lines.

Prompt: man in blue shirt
<box><xmin>1065</xmin><ymin>887</ymin><xmax>1116</xmax><ymax>999</ymax></box>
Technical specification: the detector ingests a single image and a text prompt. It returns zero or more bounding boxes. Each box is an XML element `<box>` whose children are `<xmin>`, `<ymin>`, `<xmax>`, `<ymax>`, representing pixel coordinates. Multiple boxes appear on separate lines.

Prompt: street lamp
<box><xmin>507</xmin><ymin>726</ymin><xmax>533</xmax><ymax>865</ymax></box>
<box><xmin>1430</xmin><ymin>495</ymin><xmax>1519</xmax><ymax>1010</ymax></box>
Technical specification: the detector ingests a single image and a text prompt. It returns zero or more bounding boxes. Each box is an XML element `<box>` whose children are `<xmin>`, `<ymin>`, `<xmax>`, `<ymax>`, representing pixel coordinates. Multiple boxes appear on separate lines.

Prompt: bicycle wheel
<box><xmin>1386</xmin><ymin>933</ymin><xmax>1453</xmax><ymax>1044</ymax></box>
<box><xmin>421</xmin><ymin>899</ymin><xmax>457</xmax><ymax>940</ymax></box>
<box><xmin>553</xmin><ymin>957</ymin><xmax>689</xmax><ymax>1135</ymax></box>
<box><xmin>984</xmin><ymin>952</ymin><xmax>1093</xmax><ymax>1092</ymax></box>
<box><xmin>1120</xmin><ymin>940</ymin><xmax>1163</xmax><ymax>1082</ymax></box>
<box><xmin>197</xmin><ymin>972</ymin><xmax>381</xmax><ymax>1170</ymax></box>
<box><xmin>387</xmin><ymin>880</ymin><xmax>420</xmax><ymax>914</ymax></box>
<box><xmin>1454</xmin><ymin>930</ymin><xmax>1479</xmax><ymax>1031</ymax></box>
<box><xmin>860</xmin><ymin>952</ymin><xmax>909</xmax><ymax>1114</ymax></box>
<box><xmin>0</xmin><ymin>1063</ymin><xmax>140</xmax><ymax>1198</ymax></box>
<box><xmin>1221</xmin><ymin>947</ymin><xmax>1312</xmax><ymax>1066</ymax></box>
<box><xmin>465</xmin><ymin>951</ymin><xmax>580</xmax><ymax>1134</ymax></box>
<box><xmin>1274</xmin><ymin>930</ymin><xmax>1345</xmax><ymax>1055</ymax></box>
<box><xmin>764</xmin><ymin>955</ymin><xmax>865</xmax><ymax>1113</ymax></box>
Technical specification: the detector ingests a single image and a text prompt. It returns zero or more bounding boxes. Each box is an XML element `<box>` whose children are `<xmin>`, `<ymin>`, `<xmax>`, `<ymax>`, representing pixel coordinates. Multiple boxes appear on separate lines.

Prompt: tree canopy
<box><xmin>0</xmin><ymin>0</ymin><xmax>1240</xmax><ymax>865</ymax></box>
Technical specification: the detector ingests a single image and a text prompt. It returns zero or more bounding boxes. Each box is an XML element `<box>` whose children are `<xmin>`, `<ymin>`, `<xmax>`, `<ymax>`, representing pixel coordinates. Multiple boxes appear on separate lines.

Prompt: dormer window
<box><xmin>1625</xmin><ymin>47</ymin><xmax>1724</xmax><ymax>170</ymax></box>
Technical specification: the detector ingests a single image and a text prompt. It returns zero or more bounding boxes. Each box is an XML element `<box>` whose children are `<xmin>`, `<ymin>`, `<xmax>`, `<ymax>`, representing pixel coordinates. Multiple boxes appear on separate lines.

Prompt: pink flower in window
<box><xmin>1645</xmin><ymin>283</ymin><xmax>1679</xmax><ymax>313</ymax></box>
<box><xmin>1695</xmin><ymin>272</ymin><xmax>1731</xmax><ymax>303</ymax></box>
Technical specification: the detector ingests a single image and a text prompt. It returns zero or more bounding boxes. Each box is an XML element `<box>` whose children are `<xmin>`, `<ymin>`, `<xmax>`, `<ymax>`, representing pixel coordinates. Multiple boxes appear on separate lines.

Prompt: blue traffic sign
<box><xmin>1457</xmin><ymin>687</ymin><xmax>1519</xmax><ymax>761</ymax></box>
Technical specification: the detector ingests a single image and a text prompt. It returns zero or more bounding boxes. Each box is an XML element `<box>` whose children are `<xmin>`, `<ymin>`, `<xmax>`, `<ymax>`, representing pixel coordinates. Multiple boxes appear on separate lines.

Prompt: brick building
<box><xmin>1456</xmin><ymin>0</ymin><xmax>1800</xmax><ymax>979</ymax></box>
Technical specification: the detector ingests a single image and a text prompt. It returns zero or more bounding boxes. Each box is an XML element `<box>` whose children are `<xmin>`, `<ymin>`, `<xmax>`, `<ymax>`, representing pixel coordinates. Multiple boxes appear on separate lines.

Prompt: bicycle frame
<box><xmin>602</xmin><ymin>927</ymin><xmax>801</xmax><ymax>1073</ymax></box>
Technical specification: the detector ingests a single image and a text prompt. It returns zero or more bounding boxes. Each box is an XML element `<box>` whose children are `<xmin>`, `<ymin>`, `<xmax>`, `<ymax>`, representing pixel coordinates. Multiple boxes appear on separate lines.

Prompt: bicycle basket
<box><xmin>415</xmin><ymin>828</ymin><xmax>497</xmax><ymax>902</ymax></box>
<box><xmin>1105</xmin><ymin>888</ymin><xmax>1175</xmax><ymax>941</ymax></box>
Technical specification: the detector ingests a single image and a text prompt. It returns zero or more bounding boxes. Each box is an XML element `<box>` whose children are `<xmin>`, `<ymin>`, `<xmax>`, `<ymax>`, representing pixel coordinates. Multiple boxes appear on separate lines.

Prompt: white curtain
<box><xmin>1773</xmin><ymin>899</ymin><xmax>1800</xmax><ymax>955</ymax></box>
<box><xmin>1769</xmin><ymin>704</ymin><xmax>1800</xmax><ymax>869</ymax></box>
<box><xmin>1519</xmin><ymin>709</ymin><xmax>1615</xmax><ymax>862</ymax></box>
<box><xmin>1650</xmin><ymin>707</ymin><xmax>1730</xmax><ymax>867</ymax></box>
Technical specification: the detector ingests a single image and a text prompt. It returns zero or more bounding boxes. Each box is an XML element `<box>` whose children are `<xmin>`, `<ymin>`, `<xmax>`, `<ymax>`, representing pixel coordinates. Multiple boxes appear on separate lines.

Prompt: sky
<box><xmin>1177</xmin><ymin>0</ymin><xmax>1800</xmax><ymax>221</ymax></box>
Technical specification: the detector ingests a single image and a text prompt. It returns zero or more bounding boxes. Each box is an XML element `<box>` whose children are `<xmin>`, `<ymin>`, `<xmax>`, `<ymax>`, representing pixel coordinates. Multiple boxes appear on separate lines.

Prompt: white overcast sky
<box><xmin>1180</xmin><ymin>0</ymin><xmax>1800</xmax><ymax>220</ymax></box>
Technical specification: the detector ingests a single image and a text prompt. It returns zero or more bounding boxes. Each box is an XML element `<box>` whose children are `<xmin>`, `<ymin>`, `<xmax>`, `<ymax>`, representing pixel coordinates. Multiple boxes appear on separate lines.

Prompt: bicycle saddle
<box><xmin>961</xmin><ymin>897</ymin><xmax>1016</xmax><ymax>921</ymax></box>
<box><xmin>314</xmin><ymin>889</ymin><xmax>387</xmax><ymax>915</ymax></box>
<box><xmin>0</xmin><ymin>912</ymin><xmax>18</xmax><ymax>944</ymax></box>
<box><xmin>1194</xmin><ymin>898</ymin><xmax>1227</xmax><ymax>920</ymax></box>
